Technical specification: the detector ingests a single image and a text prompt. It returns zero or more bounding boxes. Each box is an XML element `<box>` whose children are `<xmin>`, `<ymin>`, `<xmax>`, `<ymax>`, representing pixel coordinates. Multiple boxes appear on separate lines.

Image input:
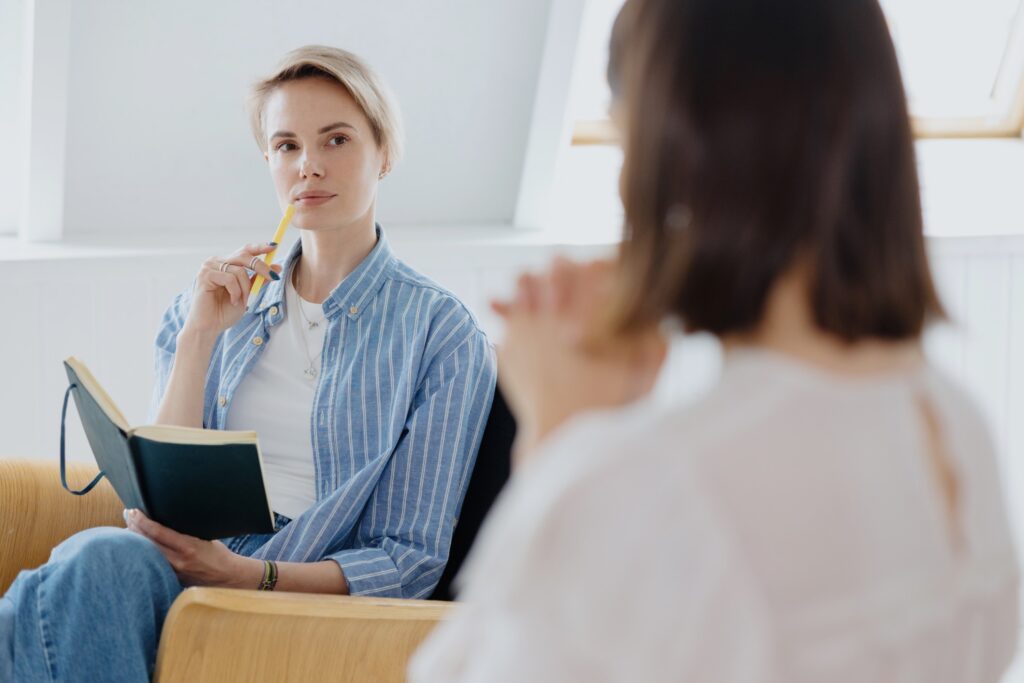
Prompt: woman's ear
<box><xmin>264</xmin><ymin>151</ymin><xmax>270</xmax><ymax>163</ymax></box>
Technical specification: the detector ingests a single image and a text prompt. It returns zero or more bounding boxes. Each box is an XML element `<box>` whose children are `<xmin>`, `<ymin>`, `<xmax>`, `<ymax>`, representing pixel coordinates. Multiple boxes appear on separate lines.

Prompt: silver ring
<box><xmin>218</xmin><ymin>261</ymin><xmax>230</xmax><ymax>273</ymax></box>
<box><xmin>248</xmin><ymin>256</ymin><xmax>261</xmax><ymax>270</ymax></box>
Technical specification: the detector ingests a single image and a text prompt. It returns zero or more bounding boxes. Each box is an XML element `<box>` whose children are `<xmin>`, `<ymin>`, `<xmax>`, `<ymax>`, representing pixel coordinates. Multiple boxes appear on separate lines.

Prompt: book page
<box><xmin>65</xmin><ymin>356</ymin><xmax>131</xmax><ymax>433</ymax></box>
<box><xmin>132</xmin><ymin>424</ymin><xmax>258</xmax><ymax>446</ymax></box>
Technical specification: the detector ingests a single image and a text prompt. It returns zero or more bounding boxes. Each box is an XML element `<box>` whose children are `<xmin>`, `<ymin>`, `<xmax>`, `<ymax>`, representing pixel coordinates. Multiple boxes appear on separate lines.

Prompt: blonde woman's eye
<box><xmin>328</xmin><ymin>135</ymin><xmax>349</xmax><ymax>146</ymax></box>
<box><xmin>276</xmin><ymin>142</ymin><xmax>297</xmax><ymax>152</ymax></box>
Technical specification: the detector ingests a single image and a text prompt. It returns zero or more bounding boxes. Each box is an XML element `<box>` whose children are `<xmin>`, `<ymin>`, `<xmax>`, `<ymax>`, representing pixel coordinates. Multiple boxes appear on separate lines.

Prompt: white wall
<box><xmin>918</xmin><ymin>139</ymin><xmax>1024</xmax><ymax>237</ymax></box>
<box><xmin>54</xmin><ymin>0</ymin><xmax>552</xmax><ymax>238</ymax></box>
<box><xmin>0</xmin><ymin>0</ymin><xmax>27</xmax><ymax>234</ymax></box>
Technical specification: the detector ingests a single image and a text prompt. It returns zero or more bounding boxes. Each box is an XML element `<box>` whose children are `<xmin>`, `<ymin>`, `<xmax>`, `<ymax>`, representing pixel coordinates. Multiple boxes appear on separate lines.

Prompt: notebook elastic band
<box><xmin>60</xmin><ymin>383</ymin><xmax>106</xmax><ymax>496</ymax></box>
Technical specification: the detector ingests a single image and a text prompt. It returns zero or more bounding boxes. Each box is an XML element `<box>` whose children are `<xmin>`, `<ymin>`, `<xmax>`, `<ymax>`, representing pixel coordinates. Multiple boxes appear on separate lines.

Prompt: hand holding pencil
<box><xmin>247</xmin><ymin>204</ymin><xmax>295</xmax><ymax>311</ymax></box>
<box><xmin>180</xmin><ymin>204</ymin><xmax>295</xmax><ymax>337</ymax></box>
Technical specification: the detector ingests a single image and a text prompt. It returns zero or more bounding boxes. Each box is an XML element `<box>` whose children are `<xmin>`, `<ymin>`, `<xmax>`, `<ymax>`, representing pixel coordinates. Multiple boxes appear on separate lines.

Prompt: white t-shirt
<box><xmin>410</xmin><ymin>348</ymin><xmax>1020</xmax><ymax>683</ymax></box>
<box><xmin>224</xmin><ymin>278</ymin><xmax>327</xmax><ymax>520</ymax></box>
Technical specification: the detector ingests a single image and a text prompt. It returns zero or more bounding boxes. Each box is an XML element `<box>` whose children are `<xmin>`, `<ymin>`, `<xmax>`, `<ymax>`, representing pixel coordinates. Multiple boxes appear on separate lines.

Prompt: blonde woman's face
<box><xmin>262</xmin><ymin>78</ymin><xmax>386</xmax><ymax>230</ymax></box>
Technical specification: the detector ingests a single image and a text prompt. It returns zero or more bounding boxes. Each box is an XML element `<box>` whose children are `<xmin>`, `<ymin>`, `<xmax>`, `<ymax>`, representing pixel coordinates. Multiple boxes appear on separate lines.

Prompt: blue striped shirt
<box><xmin>148</xmin><ymin>227</ymin><xmax>496</xmax><ymax>598</ymax></box>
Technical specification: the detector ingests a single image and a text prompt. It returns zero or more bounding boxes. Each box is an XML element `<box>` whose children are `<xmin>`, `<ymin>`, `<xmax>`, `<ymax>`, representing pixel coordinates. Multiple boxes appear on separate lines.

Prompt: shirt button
<box><xmin>252</xmin><ymin>336</ymin><xmax>263</xmax><ymax>346</ymax></box>
<box><xmin>269</xmin><ymin>306</ymin><xmax>279</xmax><ymax>316</ymax></box>
<box><xmin>349</xmin><ymin>306</ymin><xmax>358</xmax><ymax>315</ymax></box>
<box><xmin>218</xmin><ymin>396</ymin><xmax>227</xmax><ymax>407</ymax></box>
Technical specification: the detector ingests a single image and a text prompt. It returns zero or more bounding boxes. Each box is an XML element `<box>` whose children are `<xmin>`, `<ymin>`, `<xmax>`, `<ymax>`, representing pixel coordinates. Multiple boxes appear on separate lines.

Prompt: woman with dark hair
<box><xmin>410</xmin><ymin>0</ymin><xmax>1019</xmax><ymax>680</ymax></box>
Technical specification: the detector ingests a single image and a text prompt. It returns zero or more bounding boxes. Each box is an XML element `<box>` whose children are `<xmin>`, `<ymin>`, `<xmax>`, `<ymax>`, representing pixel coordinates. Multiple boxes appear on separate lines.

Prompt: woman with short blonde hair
<box><xmin>0</xmin><ymin>45</ymin><xmax>495</xmax><ymax>681</ymax></box>
<box><xmin>248</xmin><ymin>45</ymin><xmax>404</xmax><ymax>172</ymax></box>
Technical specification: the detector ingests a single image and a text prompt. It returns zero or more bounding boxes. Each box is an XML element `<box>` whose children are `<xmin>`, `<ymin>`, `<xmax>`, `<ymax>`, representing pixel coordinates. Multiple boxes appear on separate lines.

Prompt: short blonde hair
<box><xmin>248</xmin><ymin>45</ymin><xmax>404</xmax><ymax>170</ymax></box>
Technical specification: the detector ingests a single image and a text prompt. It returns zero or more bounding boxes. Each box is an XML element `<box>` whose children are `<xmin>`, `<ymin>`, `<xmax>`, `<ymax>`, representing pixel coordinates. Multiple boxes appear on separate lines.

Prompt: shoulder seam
<box><xmin>384</xmin><ymin>271</ymin><xmax>488</xmax><ymax>336</ymax></box>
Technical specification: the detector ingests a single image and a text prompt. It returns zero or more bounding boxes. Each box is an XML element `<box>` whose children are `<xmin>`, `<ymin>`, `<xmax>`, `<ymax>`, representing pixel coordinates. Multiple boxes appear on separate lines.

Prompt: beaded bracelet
<box><xmin>258</xmin><ymin>560</ymin><xmax>278</xmax><ymax>591</ymax></box>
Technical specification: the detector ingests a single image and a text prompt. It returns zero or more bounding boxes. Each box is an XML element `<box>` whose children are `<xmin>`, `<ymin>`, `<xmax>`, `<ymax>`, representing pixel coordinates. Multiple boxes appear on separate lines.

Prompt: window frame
<box><xmin>571</xmin><ymin>0</ymin><xmax>1024</xmax><ymax>144</ymax></box>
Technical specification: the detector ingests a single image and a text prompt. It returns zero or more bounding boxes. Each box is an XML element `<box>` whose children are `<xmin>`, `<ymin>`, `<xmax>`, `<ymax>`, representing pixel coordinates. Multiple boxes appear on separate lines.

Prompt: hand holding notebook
<box><xmin>61</xmin><ymin>357</ymin><xmax>275</xmax><ymax>540</ymax></box>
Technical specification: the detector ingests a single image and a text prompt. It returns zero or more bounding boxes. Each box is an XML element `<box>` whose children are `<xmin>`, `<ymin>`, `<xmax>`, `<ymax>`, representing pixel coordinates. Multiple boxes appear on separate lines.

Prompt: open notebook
<box><xmin>62</xmin><ymin>356</ymin><xmax>275</xmax><ymax>540</ymax></box>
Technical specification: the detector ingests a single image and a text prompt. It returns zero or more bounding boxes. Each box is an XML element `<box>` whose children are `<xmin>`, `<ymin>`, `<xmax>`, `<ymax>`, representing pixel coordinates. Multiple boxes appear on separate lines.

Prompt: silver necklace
<box><xmin>292</xmin><ymin>265</ymin><xmax>326</xmax><ymax>380</ymax></box>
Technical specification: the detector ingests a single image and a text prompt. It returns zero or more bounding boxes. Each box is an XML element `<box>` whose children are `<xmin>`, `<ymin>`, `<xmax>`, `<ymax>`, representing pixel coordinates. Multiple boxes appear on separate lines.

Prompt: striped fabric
<box><xmin>149</xmin><ymin>227</ymin><xmax>496</xmax><ymax>598</ymax></box>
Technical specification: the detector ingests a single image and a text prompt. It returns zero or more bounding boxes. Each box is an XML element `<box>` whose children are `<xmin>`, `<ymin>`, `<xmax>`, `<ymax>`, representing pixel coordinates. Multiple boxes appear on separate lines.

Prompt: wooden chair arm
<box><xmin>0</xmin><ymin>459</ymin><xmax>452</xmax><ymax>681</ymax></box>
<box><xmin>0</xmin><ymin>458</ymin><xmax>124</xmax><ymax>593</ymax></box>
<box><xmin>155</xmin><ymin>588</ymin><xmax>452</xmax><ymax>682</ymax></box>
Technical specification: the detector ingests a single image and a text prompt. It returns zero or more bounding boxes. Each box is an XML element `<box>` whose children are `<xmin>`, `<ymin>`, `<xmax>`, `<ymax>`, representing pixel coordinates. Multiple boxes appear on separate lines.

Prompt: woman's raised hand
<box><xmin>183</xmin><ymin>243</ymin><xmax>284</xmax><ymax>336</ymax></box>
<box><xmin>491</xmin><ymin>257</ymin><xmax>668</xmax><ymax>463</ymax></box>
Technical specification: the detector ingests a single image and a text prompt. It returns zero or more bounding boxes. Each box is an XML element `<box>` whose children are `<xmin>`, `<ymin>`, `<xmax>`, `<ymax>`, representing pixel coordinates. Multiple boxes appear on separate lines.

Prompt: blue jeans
<box><xmin>0</xmin><ymin>514</ymin><xmax>289</xmax><ymax>682</ymax></box>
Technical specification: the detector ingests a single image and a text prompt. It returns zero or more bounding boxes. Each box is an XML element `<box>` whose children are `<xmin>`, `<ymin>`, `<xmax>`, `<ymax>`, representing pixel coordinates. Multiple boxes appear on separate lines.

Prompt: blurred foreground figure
<box><xmin>410</xmin><ymin>0</ymin><xmax>1020</xmax><ymax>681</ymax></box>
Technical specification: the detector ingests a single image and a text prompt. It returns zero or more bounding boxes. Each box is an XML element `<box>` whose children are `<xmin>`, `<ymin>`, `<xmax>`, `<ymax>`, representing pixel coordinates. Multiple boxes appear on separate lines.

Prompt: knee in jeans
<box><xmin>49</xmin><ymin>527</ymin><xmax>167</xmax><ymax>577</ymax></box>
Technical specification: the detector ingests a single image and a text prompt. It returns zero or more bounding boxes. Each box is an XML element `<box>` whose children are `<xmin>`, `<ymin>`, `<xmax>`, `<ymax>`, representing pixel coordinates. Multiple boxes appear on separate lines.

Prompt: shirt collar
<box><xmin>254</xmin><ymin>224</ymin><xmax>394</xmax><ymax>322</ymax></box>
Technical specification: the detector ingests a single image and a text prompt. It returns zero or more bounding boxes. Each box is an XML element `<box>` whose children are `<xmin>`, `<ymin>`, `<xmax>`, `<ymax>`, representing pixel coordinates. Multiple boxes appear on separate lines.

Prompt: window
<box><xmin>570</xmin><ymin>0</ymin><xmax>1024</xmax><ymax>144</ymax></box>
<box><xmin>889</xmin><ymin>0</ymin><xmax>1024</xmax><ymax>137</ymax></box>
<box><xmin>570</xmin><ymin>0</ymin><xmax>626</xmax><ymax>146</ymax></box>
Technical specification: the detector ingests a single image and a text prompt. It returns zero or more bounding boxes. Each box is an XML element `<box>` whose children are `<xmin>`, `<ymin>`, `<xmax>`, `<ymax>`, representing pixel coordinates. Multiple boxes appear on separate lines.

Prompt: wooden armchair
<box><xmin>0</xmin><ymin>392</ymin><xmax>514</xmax><ymax>682</ymax></box>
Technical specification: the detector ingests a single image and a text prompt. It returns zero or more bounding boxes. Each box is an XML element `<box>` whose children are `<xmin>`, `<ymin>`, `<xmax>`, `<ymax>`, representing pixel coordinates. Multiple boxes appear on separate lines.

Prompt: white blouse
<box><xmin>410</xmin><ymin>348</ymin><xmax>1020</xmax><ymax>682</ymax></box>
<box><xmin>224</xmin><ymin>278</ymin><xmax>326</xmax><ymax>520</ymax></box>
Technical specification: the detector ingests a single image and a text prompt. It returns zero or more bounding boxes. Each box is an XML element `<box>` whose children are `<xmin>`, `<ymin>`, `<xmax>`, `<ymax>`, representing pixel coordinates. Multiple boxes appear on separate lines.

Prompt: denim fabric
<box><xmin>0</xmin><ymin>528</ymin><xmax>182</xmax><ymax>682</ymax></box>
<box><xmin>0</xmin><ymin>513</ymin><xmax>293</xmax><ymax>682</ymax></box>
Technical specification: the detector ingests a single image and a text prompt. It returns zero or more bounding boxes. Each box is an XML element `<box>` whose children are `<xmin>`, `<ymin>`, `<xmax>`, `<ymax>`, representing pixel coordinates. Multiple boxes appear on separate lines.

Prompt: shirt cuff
<box><xmin>328</xmin><ymin>548</ymin><xmax>404</xmax><ymax>597</ymax></box>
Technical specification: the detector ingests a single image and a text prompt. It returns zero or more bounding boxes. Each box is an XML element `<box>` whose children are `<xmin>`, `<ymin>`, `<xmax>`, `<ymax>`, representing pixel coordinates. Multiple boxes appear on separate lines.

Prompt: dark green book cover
<box><xmin>64</xmin><ymin>359</ymin><xmax>275</xmax><ymax>540</ymax></box>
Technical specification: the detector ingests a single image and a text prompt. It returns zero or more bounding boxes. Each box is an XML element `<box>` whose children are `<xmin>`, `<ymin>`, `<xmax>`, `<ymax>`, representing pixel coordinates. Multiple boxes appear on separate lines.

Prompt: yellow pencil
<box><xmin>247</xmin><ymin>204</ymin><xmax>295</xmax><ymax>311</ymax></box>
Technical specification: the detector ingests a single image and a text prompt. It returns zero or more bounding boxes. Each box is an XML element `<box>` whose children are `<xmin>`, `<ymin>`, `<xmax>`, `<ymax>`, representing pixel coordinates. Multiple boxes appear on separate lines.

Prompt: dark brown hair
<box><xmin>609</xmin><ymin>0</ymin><xmax>944</xmax><ymax>341</ymax></box>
